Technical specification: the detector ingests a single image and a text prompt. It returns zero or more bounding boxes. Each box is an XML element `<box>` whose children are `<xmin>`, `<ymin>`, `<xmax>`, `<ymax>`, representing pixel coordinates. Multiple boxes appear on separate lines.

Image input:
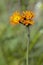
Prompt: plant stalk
<box><xmin>26</xmin><ymin>26</ymin><xmax>30</xmax><ymax>65</ymax></box>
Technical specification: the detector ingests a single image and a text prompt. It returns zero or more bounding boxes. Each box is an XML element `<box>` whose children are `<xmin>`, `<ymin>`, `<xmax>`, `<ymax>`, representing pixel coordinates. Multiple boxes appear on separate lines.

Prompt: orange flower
<box><xmin>20</xmin><ymin>11</ymin><xmax>35</xmax><ymax>25</ymax></box>
<box><xmin>22</xmin><ymin>11</ymin><xmax>34</xmax><ymax>19</ymax></box>
<box><xmin>10</xmin><ymin>11</ymin><xmax>21</xmax><ymax>25</ymax></box>
<box><xmin>20</xmin><ymin>19</ymin><xmax>34</xmax><ymax>25</ymax></box>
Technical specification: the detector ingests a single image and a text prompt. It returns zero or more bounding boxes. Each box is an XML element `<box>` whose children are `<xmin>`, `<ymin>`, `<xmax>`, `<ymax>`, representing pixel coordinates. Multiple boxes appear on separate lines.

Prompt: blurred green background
<box><xmin>0</xmin><ymin>0</ymin><xmax>43</xmax><ymax>65</ymax></box>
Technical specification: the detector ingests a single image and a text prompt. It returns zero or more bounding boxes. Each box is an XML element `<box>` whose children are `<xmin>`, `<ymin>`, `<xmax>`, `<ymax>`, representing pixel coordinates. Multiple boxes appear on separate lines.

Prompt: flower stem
<box><xmin>26</xmin><ymin>41</ymin><xmax>29</xmax><ymax>65</ymax></box>
<box><xmin>26</xmin><ymin>26</ymin><xmax>30</xmax><ymax>65</ymax></box>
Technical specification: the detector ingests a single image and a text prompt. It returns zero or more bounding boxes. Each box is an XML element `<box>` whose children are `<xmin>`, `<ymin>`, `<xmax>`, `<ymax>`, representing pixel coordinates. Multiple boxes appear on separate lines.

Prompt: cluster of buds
<box><xmin>10</xmin><ymin>11</ymin><xmax>35</xmax><ymax>26</ymax></box>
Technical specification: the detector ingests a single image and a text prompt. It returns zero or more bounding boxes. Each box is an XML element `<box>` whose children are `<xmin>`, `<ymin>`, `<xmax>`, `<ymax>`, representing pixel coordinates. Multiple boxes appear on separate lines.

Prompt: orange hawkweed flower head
<box><xmin>22</xmin><ymin>20</ymin><xmax>34</xmax><ymax>25</ymax></box>
<box><xmin>10</xmin><ymin>11</ymin><xmax>21</xmax><ymax>25</ymax></box>
<box><xmin>22</xmin><ymin>11</ymin><xmax>34</xmax><ymax>19</ymax></box>
<box><xmin>21</xmin><ymin>11</ymin><xmax>35</xmax><ymax>25</ymax></box>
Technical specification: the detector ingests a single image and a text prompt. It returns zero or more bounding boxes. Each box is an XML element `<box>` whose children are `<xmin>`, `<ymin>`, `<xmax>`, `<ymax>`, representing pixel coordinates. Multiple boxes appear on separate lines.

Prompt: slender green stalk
<box><xmin>26</xmin><ymin>26</ymin><xmax>30</xmax><ymax>65</ymax></box>
<box><xmin>26</xmin><ymin>40</ymin><xmax>29</xmax><ymax>65</ymax></box>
